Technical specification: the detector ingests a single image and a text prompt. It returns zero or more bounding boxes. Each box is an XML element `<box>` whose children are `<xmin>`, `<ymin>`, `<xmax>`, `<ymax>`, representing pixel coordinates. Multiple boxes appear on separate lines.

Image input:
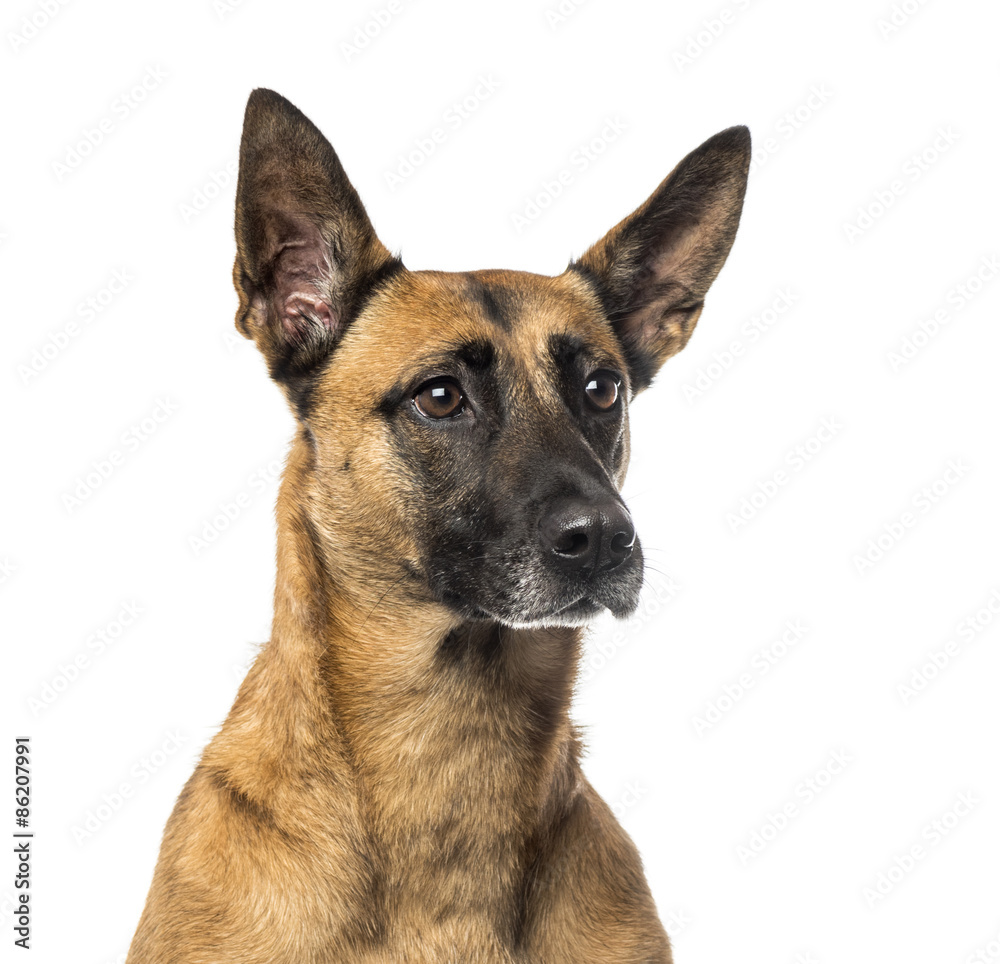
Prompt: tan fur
<box><xmin>127</xmin><ymin>270</ymin><xmax>670</xmax><ymax>964</ymax></box>
<box><xmin>128</xmin><ymin>89</ymin><xmax>750</xmax><ymax>964</ymax></box>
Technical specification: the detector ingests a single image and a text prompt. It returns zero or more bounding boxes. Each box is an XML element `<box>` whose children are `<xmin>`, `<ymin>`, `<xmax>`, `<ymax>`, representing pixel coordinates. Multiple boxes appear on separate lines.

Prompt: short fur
<box><xmin>127</xmin><ymin>89</ymin><xmax>750</xmax><ymax>964</ymax></box>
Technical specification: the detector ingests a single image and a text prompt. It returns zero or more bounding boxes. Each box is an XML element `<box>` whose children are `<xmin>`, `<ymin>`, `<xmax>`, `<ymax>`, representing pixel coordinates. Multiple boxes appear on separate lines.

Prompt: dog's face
<box><xmin>309</xmin><ymin>268</ymin><xmax>638</xmax><ymax>628</ymax></box>
<box><xmin>233</xmin><ymin>90</ymin><xmax>749</xmax><ymax>628</ymax></box>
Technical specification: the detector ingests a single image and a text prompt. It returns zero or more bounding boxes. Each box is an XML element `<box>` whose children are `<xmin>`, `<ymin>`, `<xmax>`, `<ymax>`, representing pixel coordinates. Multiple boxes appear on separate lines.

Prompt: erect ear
<box><xmin>233</xmin><ymin>88</ymin><xmax>401</xmax><ymax>401</ymax></box>
<box><xmin>571</xmin><ymin>126</ymin><xmax>750</xmax><ymax>393</ymax></box>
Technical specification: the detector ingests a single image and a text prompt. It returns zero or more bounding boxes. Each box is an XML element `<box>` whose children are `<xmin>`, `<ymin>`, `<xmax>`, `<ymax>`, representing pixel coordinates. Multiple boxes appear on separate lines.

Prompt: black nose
<box><xmin>540</xmin><ymin>497</ymin><xmax>636</xmax><ymax>573</ymax></box>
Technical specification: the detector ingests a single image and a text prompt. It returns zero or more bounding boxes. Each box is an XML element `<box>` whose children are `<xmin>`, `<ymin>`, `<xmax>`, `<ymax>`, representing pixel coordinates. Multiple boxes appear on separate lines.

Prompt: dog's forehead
<box><xmin>340</xmin><ymin>268</ymin><xmax>623</xmax><ymax>385</ymax></box>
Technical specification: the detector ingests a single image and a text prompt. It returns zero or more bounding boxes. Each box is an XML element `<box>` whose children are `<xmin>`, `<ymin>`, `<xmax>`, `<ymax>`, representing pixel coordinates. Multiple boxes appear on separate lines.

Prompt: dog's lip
<box><xmin>435</xmin><ymin>560</ymin><xmax>643</xmax><ymax>625</ymax></box>
<box><xmin>466</xmin><ymin>594</ymin><xmax>598</xmax><ymax>627</ymax></box>
<box><xmin>531</xmin><ymin>595</ymin><xmax>605</xmax><ymax>624</ymax></box>
<box><xmin>551</xmin><ymin>596</ymin><xmax>594</xmax><ymax>615</ymax></box>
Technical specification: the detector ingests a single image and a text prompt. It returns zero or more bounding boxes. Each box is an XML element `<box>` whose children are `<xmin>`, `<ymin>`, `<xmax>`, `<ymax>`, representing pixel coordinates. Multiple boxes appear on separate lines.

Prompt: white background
<box><xmin>2</xmin><ymin>0</ymin><xmax>999</xmax><ymax>961</ymax></box>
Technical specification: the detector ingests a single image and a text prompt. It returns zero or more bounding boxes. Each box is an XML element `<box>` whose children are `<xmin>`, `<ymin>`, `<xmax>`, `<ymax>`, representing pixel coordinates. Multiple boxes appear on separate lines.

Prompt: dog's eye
<box><xmin>584</xmin><ymin>371</ymin><xmax>621</xmax><ymax>412</ymax></box>
<box><xmin>414</xmin><ymin>378</ymin><xmax>465</xmax><ymax>419</ymax></box>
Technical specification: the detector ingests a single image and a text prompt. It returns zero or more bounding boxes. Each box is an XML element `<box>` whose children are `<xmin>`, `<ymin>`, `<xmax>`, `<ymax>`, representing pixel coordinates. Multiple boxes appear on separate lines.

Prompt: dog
<box><xmin>126</xmin><ymin>88</ymin><xmax>749</xmax><ymax>964</ymax></box>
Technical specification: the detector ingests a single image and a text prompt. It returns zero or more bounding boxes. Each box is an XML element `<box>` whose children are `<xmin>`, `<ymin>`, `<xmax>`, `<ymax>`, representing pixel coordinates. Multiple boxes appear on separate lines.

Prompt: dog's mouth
<box><xmin>431</xmin><ymin>547</ymin><xmax>644</xmax><ymax>629</ymax></box>
<box><xmin>512</xmin><ymin>595</ymin><xmax>606</xmax><ymax>629</ymax></box>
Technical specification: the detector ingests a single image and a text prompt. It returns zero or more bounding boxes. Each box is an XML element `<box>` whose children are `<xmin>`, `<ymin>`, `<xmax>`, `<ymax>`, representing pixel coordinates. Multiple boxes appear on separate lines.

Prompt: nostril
<box><xmin>558</xmin><ymin>530</ymin><xmax>589</xmax><ymax>557</ymax></box>
<box><xmin>605</xmin><ymin>513</ymin><xmax>636</xmax><ymax>569</ymax></box>
<box><xmin>541</xmin><ymin>505</ymin><xmax>600</xmax><ymax>568</ymax></box>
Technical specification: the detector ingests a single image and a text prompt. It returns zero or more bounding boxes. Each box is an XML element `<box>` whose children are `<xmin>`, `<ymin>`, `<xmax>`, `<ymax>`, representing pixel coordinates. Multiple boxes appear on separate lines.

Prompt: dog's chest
<box><xmin>330</xmin><ymin>682</ymin><xmax>548</xmax><ymax>960</ymax></box>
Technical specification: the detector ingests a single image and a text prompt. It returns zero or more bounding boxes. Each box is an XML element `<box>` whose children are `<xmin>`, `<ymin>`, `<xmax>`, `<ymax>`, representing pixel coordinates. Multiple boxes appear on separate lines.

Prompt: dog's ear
<box><xmin>572</xmin><ymin>126</ymin><xmax>750</xmax><ymax>393</ymax></box>
<box><xmin>233</xmin><ymin>88</ymin><xmax>401</xmax><ymax>395</ymax></box>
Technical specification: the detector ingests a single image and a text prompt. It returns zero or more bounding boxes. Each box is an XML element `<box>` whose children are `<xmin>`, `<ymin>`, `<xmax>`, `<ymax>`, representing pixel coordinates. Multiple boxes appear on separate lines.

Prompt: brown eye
<box><xmin>414</xmin><ymin>378</ymin><xmax>465</xmax><ymax>419</ymax></box>
<box><xmin>584</xmin><ymin>371</ymin><xmax>621</xmax><ymax>411</ymax></box>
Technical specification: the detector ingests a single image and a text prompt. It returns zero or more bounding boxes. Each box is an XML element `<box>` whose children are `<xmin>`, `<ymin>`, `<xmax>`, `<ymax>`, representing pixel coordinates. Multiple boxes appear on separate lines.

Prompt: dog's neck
<box><xmin>207</xmin><ymin>438</ymin><xmax>584</xmax><ymax>911</ymax></box>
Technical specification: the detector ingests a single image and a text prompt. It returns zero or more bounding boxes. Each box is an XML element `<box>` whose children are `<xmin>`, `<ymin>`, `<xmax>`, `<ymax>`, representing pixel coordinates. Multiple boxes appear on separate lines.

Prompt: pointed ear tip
<box><xmin>709</xmin><ymin>125</ymin><xmax>751</xmax><ymax>154</ymax></box>
<box><xmin>244</xmin><ymin>88</ymin><xmax>301</xmax><ymax>124</ymax></box>
<box><xmin>247</xmin><ymin>87</ymin><xmax>285</xmax><ymax>106</ymax></box>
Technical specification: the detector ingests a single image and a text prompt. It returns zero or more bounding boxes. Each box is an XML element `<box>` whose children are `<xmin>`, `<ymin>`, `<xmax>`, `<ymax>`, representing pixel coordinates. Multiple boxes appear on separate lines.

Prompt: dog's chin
<box><xmin>444</xmin><ymin>586</ymin><xmax>642</xmax><ymax>630</ymax></box>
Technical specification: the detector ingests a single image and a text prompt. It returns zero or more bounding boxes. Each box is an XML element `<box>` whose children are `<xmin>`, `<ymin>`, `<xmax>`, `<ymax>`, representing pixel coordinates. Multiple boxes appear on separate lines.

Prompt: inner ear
<box><xmin>232</xmin><ymin>88</ymin><xmax>401</xmax><ymax>403</ymax></box>
<box><xmin>283</xmin><ymin>291</ymin><xmax>335</xmax><ymax>340</ymax></box>
<box><xmin>268</xmin><ymin>222</ymin><xmax>339</xmax><ymax>343</ymax></box>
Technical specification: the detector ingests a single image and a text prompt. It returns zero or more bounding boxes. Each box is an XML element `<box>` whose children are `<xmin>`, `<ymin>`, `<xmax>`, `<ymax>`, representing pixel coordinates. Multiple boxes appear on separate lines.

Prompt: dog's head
<box><xmin>233</xmin><ymin>89</ymin><xmax>749</xmax><ymax>629</ymax></box>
